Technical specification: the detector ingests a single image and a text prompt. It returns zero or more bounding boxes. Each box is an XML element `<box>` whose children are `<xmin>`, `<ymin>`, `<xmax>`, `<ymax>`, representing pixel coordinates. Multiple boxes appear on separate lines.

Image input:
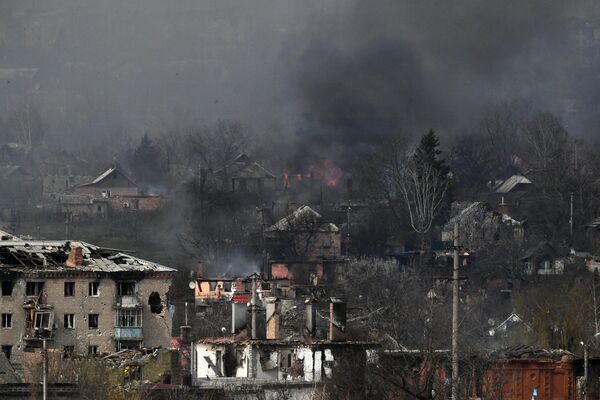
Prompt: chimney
<box><xmin>287</xmin><ymin>201</ymin><xmax>298</xmax><ymax>214</ymax></box>
<box><xmin>66</xmin><ymin>246</ymin><xmax>84</xmax><ymax>267</ymax></box>
<box><xmin>305</xmin><ymin>298</ymin><xmax>317</xmax><ymax>337</ymax></box>
<box><xmin>196</xmin><ymin>261</ymin><xmax>203</xmax><ymax>279</ymax></box>
<box><xmin>499</xmin><ymin>196</ymin><xmax>509</xmax><ymax>215</ymax></box>
<box><xmin>265</xmin><ymin>297</ymin><xmax>280</xmax><ymax>340</ymax></box>
<box><xmin>328</xmin><ymin>298</ymin><xmax>346</xmax><ymax>342</ymax></box>
<box><xmin>232</xmin><ymin>301</ymin><xmax>247</xmax><ymax>334</ymax></box>
<box><xmin>180</xmin><ymin>325</ymin><xmax>191</xmax><ymax>343</ymax></box>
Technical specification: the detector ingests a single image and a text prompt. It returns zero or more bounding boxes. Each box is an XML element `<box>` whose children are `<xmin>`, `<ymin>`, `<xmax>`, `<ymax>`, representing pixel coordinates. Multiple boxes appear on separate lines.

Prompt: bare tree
<box><xmin>395</xmin><ymin>157</ymin><xmax>449</xmax><ymax>235</ymax></box>
<box><xmin>522</xmin><ymin>112</ymin><xmax>568</xmax><ymax>172</ymax></box>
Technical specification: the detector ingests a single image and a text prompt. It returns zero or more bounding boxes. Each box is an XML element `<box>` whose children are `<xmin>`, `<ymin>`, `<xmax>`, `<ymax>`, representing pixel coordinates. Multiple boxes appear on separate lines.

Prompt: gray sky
<box><xmin>1</xmin><ymin>0</ymin><xmax>599</xmax><ymax>151</ymax></box>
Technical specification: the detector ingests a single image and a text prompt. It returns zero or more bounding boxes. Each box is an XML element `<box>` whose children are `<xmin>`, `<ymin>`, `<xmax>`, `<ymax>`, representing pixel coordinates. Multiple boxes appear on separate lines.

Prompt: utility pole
<box><xmin>451</xmin><ymin>223</ymin><xmax>459</xmax><ymax>400</ymax></box>
<box><xmin>570</xmin><ymin>191</ymin><xmax>574</xmax><ymax>244</ymax></box>
<box><xmin>42</xmin><ymin>338</ymin><xmax>48</xmax><ymax>400</ymax></box>
<box><xmin>582</xmin><ymin>340</ymin><xmax>588</xmax><ymax>400</ymax></box>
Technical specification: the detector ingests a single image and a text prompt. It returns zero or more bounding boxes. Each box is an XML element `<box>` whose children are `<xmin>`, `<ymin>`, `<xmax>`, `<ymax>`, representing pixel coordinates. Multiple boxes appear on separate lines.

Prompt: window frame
<box><xmin>89</xmin><ymin>281</ymin><xmax>100</xmax><ymax>297</ymax></box>
<box><xmin>64</xmin><ymin>282</ymin><xmax>75</xmax><ymax>297</ymax></box>
<box><xmin>64</xmin><ymin>314</ymin><xmax>75</xmax><ymax>329</ymax></box>
<box><xmin>1</xmin><ymin>313</ymin><xmax>12</xmax><ymax>329</ymax></box>
<box><xmin>88</xmin><ymin>313</ymin><xmax>99</xmax><ymax>329</ymax></box>
<box><xmin>26</xmin><ymin>281</ymin><xmax>44</xmax><ymax>297</ymax></box>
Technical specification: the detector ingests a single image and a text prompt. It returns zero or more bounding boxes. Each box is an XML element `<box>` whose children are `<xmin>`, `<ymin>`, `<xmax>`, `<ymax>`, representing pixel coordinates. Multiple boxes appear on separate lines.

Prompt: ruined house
<box><xmin>0</xmin><ymin>233</ymin><xmax>175</xmax><ymax>372</ymax></box>
<box><xmin>190</xmin><ymin>294</ymin><xmax>370</xmax><ymax>399</ymax></box>
<box><xmin>264</xmin><ymin>205</ymin><xmax>342</xmax><ymax>286</ymax></box>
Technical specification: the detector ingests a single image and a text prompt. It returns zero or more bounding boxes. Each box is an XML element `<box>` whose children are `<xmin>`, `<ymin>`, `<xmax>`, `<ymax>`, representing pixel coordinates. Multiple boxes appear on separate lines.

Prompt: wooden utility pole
<box><xmin>451</xmin><ymin>223</ymin><xmax>459</xmax><ymax>400</ymax></box>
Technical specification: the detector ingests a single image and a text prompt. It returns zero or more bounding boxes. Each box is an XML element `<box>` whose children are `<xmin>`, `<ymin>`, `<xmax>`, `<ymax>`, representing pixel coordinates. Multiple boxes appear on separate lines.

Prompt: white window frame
<box><xmin>89</xmin><ymin>282</ymin><xmax>100</xmax><ymax>297</ymax></box>
<box><xmin>1</xmin><ymin>313</ymin><xmax>12</xmax><ymax>329</ymax></box>
<box><xmin>64</xmin><ymin>314</ymin><xmax>75</xmax><ymax>329</ymax></box>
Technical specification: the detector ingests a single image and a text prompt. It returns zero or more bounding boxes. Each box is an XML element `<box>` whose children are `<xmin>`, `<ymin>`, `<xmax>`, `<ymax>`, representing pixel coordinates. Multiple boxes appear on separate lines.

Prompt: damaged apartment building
<box><xmin>0</xmin><ymin>232</ymin><xmax>175</xmax><ymax>371</ymax></box>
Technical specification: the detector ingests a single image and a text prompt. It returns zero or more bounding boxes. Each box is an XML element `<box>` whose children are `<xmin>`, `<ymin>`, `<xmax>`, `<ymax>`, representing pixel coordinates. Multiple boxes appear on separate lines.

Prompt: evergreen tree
<box><xmin>131</xmin><ymin>133</ymin><xmax>167</xmax><ymax>188</ymax></box>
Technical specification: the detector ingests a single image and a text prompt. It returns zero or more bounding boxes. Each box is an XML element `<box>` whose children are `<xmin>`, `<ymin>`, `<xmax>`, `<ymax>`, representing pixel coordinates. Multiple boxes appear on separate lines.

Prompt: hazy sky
<box><xmin>1</xmin><ymin>0</ymin><xmax>599</xmax><ymax>151</ymax></box>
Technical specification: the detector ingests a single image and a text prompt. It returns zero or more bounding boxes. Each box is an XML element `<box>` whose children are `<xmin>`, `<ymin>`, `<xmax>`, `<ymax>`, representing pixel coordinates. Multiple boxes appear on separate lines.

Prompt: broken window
<box><xmin>116</xmin><ymin>309</ymin><xmax>142</xmax><ymax>327</ymax></box>
<box><xmin>63</xmin><ymin>345</ymin><xmax>74</xmax><ymax>359</ymax></box>
<box><xmin>34</xmin><ymin>312</ymin><xmax>53</xmax><ymax>330</ymax></box>
<box><xmin>64</xmin><ymin>282</ymin><xmax>75</xmax><ymax>297</ymax></box>
<box><xmin>64</xmin><ymin>314</ymin><xmax>74</xmax><ymax>329</ymax></box>
<box><xmin>117</xmin><ymin>281</ymin><xmax>137</xmax><ymax>296</ymax></box>
<box><xmin>1</xmin><ymin>345</ymin><xmax>11</xmax><ymax>360</ymax></box>
<box><xmin>1</xmin><ymin>281</ymin><xmax>13</xmax><ymax>296</ymax></box>
<box><xmin>88</xmin><ymin>345</ymin><xmax>98</xmax><ymax>355</ymax></box>
<box><xmin>88</xmin><ymin>314</ymin><xmax>99</xmax><ymax>329</ymax></box>
<box><xmin>26</xmin><ymin>281</ymin><xmax>44</xmax><ymax>297</ymax></box>
<box><xmin>148</xmin><ymin>292</ymin><xmax>162</xmax><ymax>314</ymax></box>
<box><xmin>89</xmin><ymin>282</ymin><xmax>99</xmax><ymax>297</ymax></box>
<box><xmin>1</xmin><ymin>314</ymin><xmax>11</xmax><ymax>328</ymax></box>
<box><xmin>223</xmin><ymin>282</ymin><xmax>232</xmax><ymax>291</ymax></box>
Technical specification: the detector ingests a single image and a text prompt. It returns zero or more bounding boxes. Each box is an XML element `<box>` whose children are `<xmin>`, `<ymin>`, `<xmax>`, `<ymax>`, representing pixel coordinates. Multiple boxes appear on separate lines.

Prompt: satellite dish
<box><xmin>188</xmin><ymin>281</ymin><xmax>196</xmax><ymax>290</ymax></box>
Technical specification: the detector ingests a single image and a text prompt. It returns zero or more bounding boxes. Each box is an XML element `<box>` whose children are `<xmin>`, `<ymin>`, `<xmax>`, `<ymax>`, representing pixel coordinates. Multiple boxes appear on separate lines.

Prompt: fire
<box><xmin>283</xmin><ymin>159</ymin><xmax>343</xmax><ymax>188</ymax></box>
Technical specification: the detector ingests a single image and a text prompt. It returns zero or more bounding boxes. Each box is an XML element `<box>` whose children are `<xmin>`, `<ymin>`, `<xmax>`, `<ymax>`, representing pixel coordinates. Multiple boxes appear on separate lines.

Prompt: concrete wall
<box><xmin>0</xmin><ymin>274</ymin><xmax>172</xmax><ymax>370</ymax></box>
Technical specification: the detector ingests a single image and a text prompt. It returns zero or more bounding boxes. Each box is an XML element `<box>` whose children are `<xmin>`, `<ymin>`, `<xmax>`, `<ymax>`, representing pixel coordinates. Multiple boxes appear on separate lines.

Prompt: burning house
<box><xmin>0</xmin><ymin>233</ymin><xmax>175</xmax><ymax>371</ymax></box>
<box><xmin>264</xmin><ymin>205</ymin><xmax>343</xmax><ymax>290</ymax></box>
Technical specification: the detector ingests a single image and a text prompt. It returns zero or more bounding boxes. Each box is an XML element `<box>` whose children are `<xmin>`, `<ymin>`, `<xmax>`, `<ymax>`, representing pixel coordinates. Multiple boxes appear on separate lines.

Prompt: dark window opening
<box><xmin>64</xmin><ymin>282</ymin><xmax>75</xmax><ymax>297</ymax></box>
<box><xmin>117</xmin><ymin>281</ymin><xmax>137</xmax><ymax>296</ymax></box>
<box><xmin>89</xmin><ymin>282</ymin><xmax>99</xmax><ymax>296</ymax></box>
<box><xmin>1</xmin><ymin>281</ymin><xmax>13</xmax><ymax>296</ymax></box>
<box><xmin>1</xmin><ymin>345</ymin><xmax>11</xmax><ymax>360</ymax></box>
<box><xmin>149</xmin><ymin>292</ymin><xmax>162</xmax><ymax>314</ymax></box>
<box><xmin>88</xmin><ymin>314</ymin><xmax>99</xmax><ymax>329</ymax></box>
<box><xmin>88</xmin><ymin>345</ymin><xmax>98</xmax><ymax>355</ymax></box>
<box><xmin>63</xmin><ymin>345</ymin><xmax>74</xmax><ymax>359</ymax></box>
<box><xmin>26</xmin><ymin>281</ymin><xmax>44</xmax><ymax>297</ymax></box>
<box><xmin>208</xmin><ymin>281</ymin><xmax>217</xmax><ymax>291</ymax></box>
<box><xmin>223</xmin><ymin>282</ymin><xmax>232</xmax><ymax>291</ymax></box>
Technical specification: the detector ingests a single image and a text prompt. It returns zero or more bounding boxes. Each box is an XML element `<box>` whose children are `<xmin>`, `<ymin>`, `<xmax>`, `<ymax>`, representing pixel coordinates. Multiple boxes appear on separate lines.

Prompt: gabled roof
<box><xmin>493</xmin><ymin>175</ymin><xmax>532</xmax><ymax>194</ymax></box>
<box><xmin>78</xmin><ymin>165</ymin><xmax>137</xmax><ymax>188</ymax></box>
<box><xmin>266</xmin><ymin>205</ymin><xmax>339</xmax><ymax>233</ymax></box>
<box><xmin>214</xmin><ymin>153</ymin><xmax>276</xmax><ymax>180</ymax></box>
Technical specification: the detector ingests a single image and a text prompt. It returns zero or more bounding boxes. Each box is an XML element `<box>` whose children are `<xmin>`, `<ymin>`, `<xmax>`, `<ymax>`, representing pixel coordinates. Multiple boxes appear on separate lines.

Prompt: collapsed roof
<box><xmin>0</xmin><ymin>234</ymin><xmax>174</xmax><ymax>274</ymax></box>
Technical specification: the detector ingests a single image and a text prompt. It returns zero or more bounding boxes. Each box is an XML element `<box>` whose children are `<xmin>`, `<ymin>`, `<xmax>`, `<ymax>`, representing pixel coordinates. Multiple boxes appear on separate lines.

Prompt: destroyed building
<box><xmin>191</xmin><ymin>289</ymin><xmax>371</xmax><ymax>399</ymax></box>
<box><xmin>0</xmin><ymin>233</ymin><xmax>175</xmax><ymax>372</ymax></box>
<box><xmin>264</xmin><ymin>205</ymin><xmax>343</xmax><ymax>290</ymax></box>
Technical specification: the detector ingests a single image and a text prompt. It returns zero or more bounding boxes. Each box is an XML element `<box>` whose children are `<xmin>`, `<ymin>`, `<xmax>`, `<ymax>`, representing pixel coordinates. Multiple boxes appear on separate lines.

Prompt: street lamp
<box><xmin>581</xmin><ymin>332</ymin><xmax>600</xmax><ymax>400</ymax></box>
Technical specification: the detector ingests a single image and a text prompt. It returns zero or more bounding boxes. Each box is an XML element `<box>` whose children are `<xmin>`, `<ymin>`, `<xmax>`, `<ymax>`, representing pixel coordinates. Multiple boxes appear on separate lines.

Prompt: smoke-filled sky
<box><xmin>1</xmin><ymin>0</ymin><xmax>600</xmax><ymax>152</ymax></box>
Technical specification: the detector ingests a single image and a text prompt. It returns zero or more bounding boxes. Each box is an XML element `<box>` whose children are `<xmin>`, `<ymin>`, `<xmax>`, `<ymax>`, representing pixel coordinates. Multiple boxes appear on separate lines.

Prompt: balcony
<box><xmin>115</xmin><ymin>295</ymin><xmax>142</xmax><ymax>309</ymax></box>
<box><xmin>114</xmin><ymin>327</ymin><xmax>143</xmax><ymax>340</ymax></box>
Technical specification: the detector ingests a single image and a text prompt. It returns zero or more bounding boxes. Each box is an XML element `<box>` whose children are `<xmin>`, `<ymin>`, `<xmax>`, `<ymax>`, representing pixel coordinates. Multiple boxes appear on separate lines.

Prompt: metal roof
<box><xmin>0</xmin><ymin>237</ymin><xmax>175</xmax><ymax>274</ymax></box>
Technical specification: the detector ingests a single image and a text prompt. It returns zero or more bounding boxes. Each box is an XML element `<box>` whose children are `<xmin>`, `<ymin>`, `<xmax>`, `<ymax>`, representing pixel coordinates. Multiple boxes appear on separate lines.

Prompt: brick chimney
<box><xmin>328</xmin><ymin>298</ymin><xmax>346</xmax><ymax>342</ymax></box>
<box><xmin>499</xmin><ymin>196</ymin><xmax>509</xmax><ymax>215</ymax></box>
<box><xmin>66</xmin><ymin>246</ymin><xmax>84</xmax><ymax>267</ymax></box>
<box><xmin>265</xmin><ymin>297</ymin><xmax>280</xmax><ymax>340</ymax></box>
<box><xmin>196</xmin><ymin>261</ymin><xmax>203</xmax><ymax>279</ymax></box>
